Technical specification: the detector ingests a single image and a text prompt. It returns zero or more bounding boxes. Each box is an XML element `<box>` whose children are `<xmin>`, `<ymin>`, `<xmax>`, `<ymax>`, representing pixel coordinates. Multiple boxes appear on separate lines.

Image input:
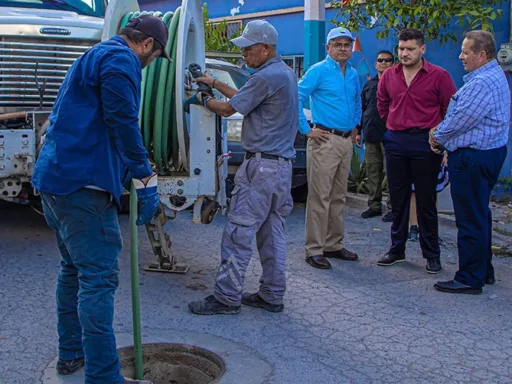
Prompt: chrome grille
<box><xmin>0</xmin><ymin>36</ymin><xmax>96</xmax><ymax>110</ymax></box>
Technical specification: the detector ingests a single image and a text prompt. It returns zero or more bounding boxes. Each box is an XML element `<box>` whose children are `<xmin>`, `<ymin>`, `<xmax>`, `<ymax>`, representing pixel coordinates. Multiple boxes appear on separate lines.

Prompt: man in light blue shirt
<box><xmin>430</xmin><ymin>30</ymin><xmax>510</xmax><ymax>294</ymax></box>
<box><xmin>298</xmin><ymin>27</ymin><xmax>362</xmax><ymax>270</ymax></box>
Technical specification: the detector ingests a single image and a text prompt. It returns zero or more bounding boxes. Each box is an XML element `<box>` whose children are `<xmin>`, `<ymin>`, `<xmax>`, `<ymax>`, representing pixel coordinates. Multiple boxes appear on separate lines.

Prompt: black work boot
<box><xmin>124</xmin><ymin>378</ymin><xmax>153</xmax><ymax>384</ymax></box>
<box><xmin>188</xmin><ymin>295</ymin><xmax>241</xmax><ymax>315</ymax></box>
<box><xmin>242</xmin><ymin>293</ymin><xmax>284</xmax><ymax>313</ymax></box>
<box><xmin>361</xmin><ymin>208</ymin><xmax>382</xmax><ymax>219</ymax></box>
<box><xmin>382</xmin><ymin>211</ymin><xmax>394</xmax><ymax>222</ymax></box>
<box><xmin>56</xmin><ymin>357</ymin><xmax>84</xmax><ymax>375</ymax></box>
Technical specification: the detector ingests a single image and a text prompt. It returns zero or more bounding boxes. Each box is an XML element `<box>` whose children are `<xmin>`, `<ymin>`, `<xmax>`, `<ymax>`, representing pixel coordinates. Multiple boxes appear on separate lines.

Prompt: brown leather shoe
<box><xmin>305</xmin><ymin>255</ymin><xmax>332</xmax><ymax>269</ymax></box>
<box><xmin>323</xmin><ymin>248</ymin><xmax>358</xmax><ymax>261</ymax></box>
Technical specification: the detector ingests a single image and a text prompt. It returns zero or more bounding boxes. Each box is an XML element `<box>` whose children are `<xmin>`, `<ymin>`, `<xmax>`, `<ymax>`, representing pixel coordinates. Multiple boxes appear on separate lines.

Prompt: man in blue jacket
<box><xmin>31</xmin><ymin>15</ymin><xmax>167</xmax><ymax>384</ymax></box>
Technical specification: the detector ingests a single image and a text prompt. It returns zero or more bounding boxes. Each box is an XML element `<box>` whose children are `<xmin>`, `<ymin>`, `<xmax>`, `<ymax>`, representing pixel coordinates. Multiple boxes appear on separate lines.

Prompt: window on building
<box><xmin>282</xmin><ymin>56</ymin><xmax>305</xmax><ymax>78</ymax></box>
<box><xmin>209</xmin><ymin>20</ymin><xmax>243</xmax><ymax>42</ymax></box>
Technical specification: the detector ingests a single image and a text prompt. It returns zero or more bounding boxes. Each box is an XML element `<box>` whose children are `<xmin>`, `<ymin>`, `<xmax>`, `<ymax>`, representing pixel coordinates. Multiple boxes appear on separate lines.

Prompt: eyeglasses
<box><xmin>377</xmin><ymin>58</ymin><xmax>393</xmax><ymax>63</ymax></box>
<box><xmin>330</xmin><ymin>42</ymin><xmax>353</xmax><ymax>50</ymax></box>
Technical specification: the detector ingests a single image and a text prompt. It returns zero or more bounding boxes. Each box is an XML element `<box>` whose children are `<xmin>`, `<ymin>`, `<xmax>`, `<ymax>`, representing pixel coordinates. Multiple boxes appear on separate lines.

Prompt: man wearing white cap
<box><xmin>299</xmin><ymin>27</ymin><xmax>362</xmax><ymax>270</ymax></box>
<box><xmin>189</xmin><ymin>20</ymin><xmax>298</xmax><ymax>315</ymax></box>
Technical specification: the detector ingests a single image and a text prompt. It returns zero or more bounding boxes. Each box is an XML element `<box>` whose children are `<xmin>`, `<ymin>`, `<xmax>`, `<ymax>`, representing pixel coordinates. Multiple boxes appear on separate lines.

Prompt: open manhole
<box><xmin>118</xmin><ymin>343</ymin><xmax>225</xmax><ymax>384</ymax></box>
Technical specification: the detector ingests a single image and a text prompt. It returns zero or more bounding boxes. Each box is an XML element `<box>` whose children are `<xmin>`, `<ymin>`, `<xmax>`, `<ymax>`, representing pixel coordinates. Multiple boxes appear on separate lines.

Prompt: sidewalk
<box><xmin>347</xmin><ymin>190</ymin><xmax>512</xmax><ymax>254</ymax></box>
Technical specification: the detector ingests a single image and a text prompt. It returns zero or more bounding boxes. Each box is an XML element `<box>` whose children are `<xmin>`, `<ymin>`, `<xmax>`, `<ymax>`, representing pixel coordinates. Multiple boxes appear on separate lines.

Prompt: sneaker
<box><xmin>56</xmin><ymin>357</ymin><xmax>84</xmax><ymax>375</ymax></box>
<box><xmin>188</xmin><ymin>295</ymin><xmax>241</xmax><ymax>315</ymax></box>
<box><xmin>361</xmin><ymin>208</ymin><xmax>382</xmax><ymax>219</ymax></box>
<box><xmin>242</xmin><ymin>293</ymin><xmax>284</xmax><ymax>313</ymax></box>
<box><xmin>426</xmin><ymin>258</ymin><xmax>442</xmax><ymax>274</ymax></box>
<box><xmin>408</xmin><ymin>225</ymin><xmax>419</xmax><ymax>242</ymax></box>
<box><xmin>377</xmin><ymin>253</ymin><xmax>405</xmax><ymax>266</ymax></box>
<box><xmin>382</xmin><ymin>212</ymin><xmax>394</xmax><ymax>222</ymax></box>
<box><xmin>124</xmin><ymin>378</ymin><xmax>153</xmax><ymax>384</ymax></box>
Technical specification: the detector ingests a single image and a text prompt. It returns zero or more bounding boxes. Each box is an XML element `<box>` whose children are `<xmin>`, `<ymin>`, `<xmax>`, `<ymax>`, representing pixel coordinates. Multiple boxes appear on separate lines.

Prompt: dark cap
<box><xmin>126</xmin><ymin>15</ymin><xmax>171</xmax><ymax>61</ymax></box>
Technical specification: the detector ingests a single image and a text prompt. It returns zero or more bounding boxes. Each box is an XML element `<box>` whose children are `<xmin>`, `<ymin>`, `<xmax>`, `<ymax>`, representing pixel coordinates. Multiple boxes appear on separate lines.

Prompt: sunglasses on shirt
<box><xmin>377</xmin><ymin>58</ymin><xmax>394</xmax><ymax>63</ymax></box>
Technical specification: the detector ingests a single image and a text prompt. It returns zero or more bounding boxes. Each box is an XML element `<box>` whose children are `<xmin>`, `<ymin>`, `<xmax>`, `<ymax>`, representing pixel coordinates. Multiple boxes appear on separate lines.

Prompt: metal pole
<box><xmin>304</xmin><ymin>0</ymin><xmax>325</xmax><ymax>72</ymax></box>
<box><xmin>129</xmin><ymin>183</ymin><xmax>144</xmax><ymax>380</ymax></box>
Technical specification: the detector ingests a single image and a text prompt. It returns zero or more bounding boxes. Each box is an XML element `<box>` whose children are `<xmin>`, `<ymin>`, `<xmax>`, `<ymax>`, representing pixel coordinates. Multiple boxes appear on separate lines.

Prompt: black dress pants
<box><xmin>383</xmin><ymin>130</ymin><xmax>442</xmax><ymax>259</ymax></box>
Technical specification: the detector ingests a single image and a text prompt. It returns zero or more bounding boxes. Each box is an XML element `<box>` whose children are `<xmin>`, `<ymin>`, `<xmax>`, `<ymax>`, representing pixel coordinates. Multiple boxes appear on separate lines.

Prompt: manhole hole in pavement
<box><xmin>118</xmin><ymin>343</ymin><xmax>225</xmax><ymax>384</ymax></box>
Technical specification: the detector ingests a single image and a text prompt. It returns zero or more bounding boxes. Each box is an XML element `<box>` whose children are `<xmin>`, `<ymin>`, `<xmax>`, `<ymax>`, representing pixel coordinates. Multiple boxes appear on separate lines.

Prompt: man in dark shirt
<box><xmin>358</xmin><ymin>50</ymin><xmax>395</xmax><ymax>222</ymax></box>
<box><xmin>377</xmin><ymin>28</ymin><xmax>456</xmax><ymax>273</ymax></box>
<box><xmin>32</xmin><ymin>15</ymin><xmax>169</xmax><ymax>384</ymax></box>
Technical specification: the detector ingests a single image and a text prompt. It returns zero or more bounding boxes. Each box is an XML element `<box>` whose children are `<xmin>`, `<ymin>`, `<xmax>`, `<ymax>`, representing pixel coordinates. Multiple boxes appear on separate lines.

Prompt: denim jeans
<box><xmin>41</xmin><ymin>188</ymin><xmax>124</xmax><ymax>384</ymax></box>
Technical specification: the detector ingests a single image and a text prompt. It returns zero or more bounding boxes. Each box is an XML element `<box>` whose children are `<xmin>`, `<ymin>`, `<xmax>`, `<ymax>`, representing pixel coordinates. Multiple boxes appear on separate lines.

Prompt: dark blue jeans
<box><xmin>41</xmin><ymin>188</ymin><xmax>124</xmax><ymax>384</ymax></box>
<box><xmin>383</xmin><ymin>130</ymin><xmax>442</xmax><ymax>259</ymax></box>
<box><xmin>449</xmin><ymin>146</ymin><xmax>507</xmax><ymax>288</ymax></box>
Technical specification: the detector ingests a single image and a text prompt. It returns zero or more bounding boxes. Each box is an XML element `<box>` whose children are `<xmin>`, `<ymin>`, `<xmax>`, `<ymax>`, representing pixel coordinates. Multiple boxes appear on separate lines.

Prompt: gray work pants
<box><xmin>214</xmin><ymin>155</ymin><xmax>293</xmax><ymax>306</ymax></box>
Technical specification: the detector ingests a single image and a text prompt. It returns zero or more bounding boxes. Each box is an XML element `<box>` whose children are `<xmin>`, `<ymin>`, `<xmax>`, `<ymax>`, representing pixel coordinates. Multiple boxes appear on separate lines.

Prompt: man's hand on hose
<box><xmin>306</xmin><ymin>127</ymin><xmax>330</xmax><ymax>143</ymax></box>
<box><xmin>126</xmin><ymin>173</ymin><xmax>160</xmax><ymax>226</ymax></box>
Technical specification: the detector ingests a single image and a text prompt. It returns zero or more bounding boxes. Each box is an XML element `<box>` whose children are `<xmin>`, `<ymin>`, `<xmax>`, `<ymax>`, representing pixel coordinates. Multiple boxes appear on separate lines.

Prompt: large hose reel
<box><xmin>103</xmin><ymin>0</ymin><xmax>207</xmax><ymax>174</ymax></box>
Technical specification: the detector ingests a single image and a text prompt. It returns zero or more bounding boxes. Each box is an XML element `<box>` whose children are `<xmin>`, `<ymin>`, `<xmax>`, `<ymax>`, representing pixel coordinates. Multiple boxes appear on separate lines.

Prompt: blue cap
<box><xmin>327</xmin><ymin>27</ymin><xmax>355</xmax><ymax>43</ymax></box>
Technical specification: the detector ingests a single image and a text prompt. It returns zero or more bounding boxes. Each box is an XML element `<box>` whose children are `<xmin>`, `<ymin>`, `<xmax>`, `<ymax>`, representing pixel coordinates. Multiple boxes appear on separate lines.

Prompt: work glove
<box><xmin>184</xmin><ymin>91</ymin><xmax>213</xmax><ymax>112</ymax></box>
<box><xmin>128</xmin><ymin>173</ymin><xmax>160</xmax><ymax>226</ymax></box>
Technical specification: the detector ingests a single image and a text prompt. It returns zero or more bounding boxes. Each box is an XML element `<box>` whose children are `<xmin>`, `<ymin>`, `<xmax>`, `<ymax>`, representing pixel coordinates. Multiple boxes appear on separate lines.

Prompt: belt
<box><xmin>403</xmin><ymin>127</ymin><xmax>428</xmax><ymax>133</ymax></box>
<box><xmin>245</xmin><ymin>152</ymin><xmax>290</xmax><ymax>162</ymax></box>
<box><xmin>315</xmin><ymin>124</ymin><xmax>352</xmax><ymax>138</ymax></box>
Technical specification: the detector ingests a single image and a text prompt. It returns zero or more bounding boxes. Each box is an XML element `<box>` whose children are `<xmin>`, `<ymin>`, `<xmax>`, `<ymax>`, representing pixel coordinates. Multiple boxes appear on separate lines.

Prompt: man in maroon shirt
<box><xmin>377</xmin><ymin>28</ymin><xmax>456</xmax><ymax>273</ymax></box>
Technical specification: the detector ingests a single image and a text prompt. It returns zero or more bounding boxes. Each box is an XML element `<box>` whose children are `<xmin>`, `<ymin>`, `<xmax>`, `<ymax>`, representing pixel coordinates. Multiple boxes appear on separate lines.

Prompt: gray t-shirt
<box><xmin>229</xmin><ymin>56</ymin><xmax>298</xmax><ymax>159</ymax></box>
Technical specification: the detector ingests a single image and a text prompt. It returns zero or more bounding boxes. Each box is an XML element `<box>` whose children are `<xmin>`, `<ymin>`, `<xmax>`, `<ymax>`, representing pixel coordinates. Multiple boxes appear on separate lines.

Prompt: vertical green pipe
<box><xmin>129</xmin><ymin>184</ymin><xmax>144</xmax><ymax>380</ymax></box>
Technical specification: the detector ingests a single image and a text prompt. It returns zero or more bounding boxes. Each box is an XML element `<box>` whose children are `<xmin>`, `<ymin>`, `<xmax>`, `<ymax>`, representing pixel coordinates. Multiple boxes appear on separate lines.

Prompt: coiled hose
<box><xmin>120</xmin><ymin>9</ymin><xmax>183</xmax><ymax>174</ymax></box>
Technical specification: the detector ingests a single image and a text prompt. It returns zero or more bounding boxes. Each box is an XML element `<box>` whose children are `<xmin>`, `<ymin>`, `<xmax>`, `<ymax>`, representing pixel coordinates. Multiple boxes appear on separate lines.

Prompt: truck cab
<box><xmin>0</xmin><ymin>0</ymin><xmax>106</xmax><ymax>202</ymax></box>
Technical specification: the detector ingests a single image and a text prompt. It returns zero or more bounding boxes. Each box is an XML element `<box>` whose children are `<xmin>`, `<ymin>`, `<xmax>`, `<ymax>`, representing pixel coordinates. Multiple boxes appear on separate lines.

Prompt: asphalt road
<box><xmin>1</xmin><ymin>201</ymin><xmax>512</xmax><ymax>383</ymax></box>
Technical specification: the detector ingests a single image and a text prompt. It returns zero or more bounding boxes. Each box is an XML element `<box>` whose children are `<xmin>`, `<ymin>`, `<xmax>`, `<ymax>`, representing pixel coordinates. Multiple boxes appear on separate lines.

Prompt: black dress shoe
<box><xmin>382</xmin><ymin>212</ymin><xmax>394</xmax><ymax>222</ymax></box>
<box><xmin>485</xmin><ymin>277</ymin><xmax>496</xmax><ymax>285</ymax></box>
<box><xmin>242</xmin><ymin>293</ymin><xmax>284</xmax><ymax>313</ymax></box>
<box><xmin>323</xmin><ymin>248</ymin><xmax>358</xmax><ymax>261</ymax></box>
<box><xmin>306</xmin><ymin>255</ymin><xmax>332</xmax><ymax>269</ymax></box>
<box><xmin>361</xmin><ymin>208</ymin><xmax>382</xmax><ymax>219</ymax></box>
<box><xmin>426</xmin><ymin>258</ymin><xmax>442</xmax><ymax>274</ymax></box>
<box><xmin>434</xmin><ymin>280</ymin><xmax>482</xmax><ymax>295</ymax></box>
<box><xmin>56</xmin><ymin>357</ymin><xmax>84</xmax><ymax>375</ymax></box>
<box><xmin>377</xmin><ymin>253</ymin><xmax>405</xmax><ymax>266</ymax></box>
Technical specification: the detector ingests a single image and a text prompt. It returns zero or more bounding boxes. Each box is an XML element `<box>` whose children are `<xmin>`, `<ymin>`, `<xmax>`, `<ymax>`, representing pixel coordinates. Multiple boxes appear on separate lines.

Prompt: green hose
<box><xmin>121</xmin><ymin>11</ymin><xmax>182</xmax><ymax>173</ymax></box>
<box><xmin>129</xmin><ymin>184</ymin><xmax>144</xmax><ymax>380</ymax></box>
<box><xmin>119</xmin><ymin>10</ymin><xmax>184</xmax><ymax>381</ymax></box>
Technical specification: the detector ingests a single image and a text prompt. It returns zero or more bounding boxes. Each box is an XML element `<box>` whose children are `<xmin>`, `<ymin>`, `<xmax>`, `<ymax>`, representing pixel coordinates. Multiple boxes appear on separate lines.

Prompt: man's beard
<box><xmin>139</xmin><ymin>51</ymin><xmax>153</xmax><ymax>68</ymax></box>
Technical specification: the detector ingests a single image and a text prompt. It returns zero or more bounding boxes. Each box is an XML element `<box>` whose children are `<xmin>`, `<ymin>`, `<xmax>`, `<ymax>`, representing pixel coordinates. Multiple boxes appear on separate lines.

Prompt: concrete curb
<box><xmin>346</xmin><ymin>192</ymin><xmax>456</xmax><ymax>227</ymax></box>
<box><xmin>41</xmin><ymin>330</ymin><xmax>272</xmax><ymax>384</ymax></box>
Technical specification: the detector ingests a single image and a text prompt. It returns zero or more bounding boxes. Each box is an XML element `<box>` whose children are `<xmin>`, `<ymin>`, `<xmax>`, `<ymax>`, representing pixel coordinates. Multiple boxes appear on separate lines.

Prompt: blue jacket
<box><xmin>32</xmin><ymin>36</ymin><xmax>152</xmax><ymax>204</ymax></box>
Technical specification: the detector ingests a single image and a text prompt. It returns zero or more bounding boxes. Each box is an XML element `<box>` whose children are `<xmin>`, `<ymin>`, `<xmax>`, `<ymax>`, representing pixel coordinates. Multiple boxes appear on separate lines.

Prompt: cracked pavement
<box><xmin>1</xmin><ymin>201</ymin><xmax>512</xmax><ymax>383</ymax></box>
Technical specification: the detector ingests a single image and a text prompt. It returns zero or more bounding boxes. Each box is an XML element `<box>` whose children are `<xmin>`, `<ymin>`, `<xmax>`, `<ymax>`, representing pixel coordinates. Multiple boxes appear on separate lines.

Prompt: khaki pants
<box><xmin>305</xmin><ymin>135</ymin><xmax>352</xmax><ymax>257</ymax></box>
<box><xmin>365</xmin><ymin>141</ymin><xmax>391</xmax><ymax>212</ymax></box>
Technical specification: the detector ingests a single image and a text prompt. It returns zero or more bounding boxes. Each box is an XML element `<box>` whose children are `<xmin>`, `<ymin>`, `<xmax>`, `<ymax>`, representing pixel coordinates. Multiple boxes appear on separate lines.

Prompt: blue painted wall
<box><xmin>140</xmin><ymin>0</ymin><xmax>512</xmax><ymax>191</ymax></box>
<box><xmin>140</xmin><ymin>0</ymin><xmax>510</xmax><ymax>88</ymax></box>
